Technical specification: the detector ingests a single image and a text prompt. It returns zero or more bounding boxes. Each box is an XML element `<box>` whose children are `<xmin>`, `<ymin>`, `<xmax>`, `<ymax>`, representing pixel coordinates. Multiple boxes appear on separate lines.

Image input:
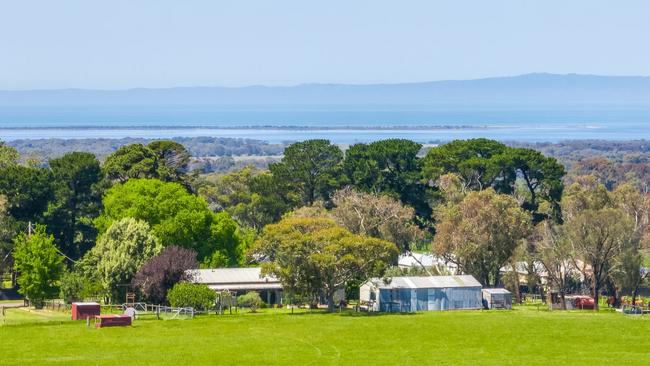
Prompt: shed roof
<box><xmin>187</xmin><ymin>267</ymin><xmax>282</xmax><ymax>291</ymax></box>
<box><xmin>368</xmin><ymin>275</ymin><xmax>481</xmax><ymax>289</ymax></box>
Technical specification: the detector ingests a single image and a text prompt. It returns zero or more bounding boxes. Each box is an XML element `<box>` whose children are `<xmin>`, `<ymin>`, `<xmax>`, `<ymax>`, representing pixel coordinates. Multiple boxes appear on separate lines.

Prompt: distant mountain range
<box><xmin>2</xmin><ymin>73</ymin><xmax>650</xmax><ymax>107</ymax></box>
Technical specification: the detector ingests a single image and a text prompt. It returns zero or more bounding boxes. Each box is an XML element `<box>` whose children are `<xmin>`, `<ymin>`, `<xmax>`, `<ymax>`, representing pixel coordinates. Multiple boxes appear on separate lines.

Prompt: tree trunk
<box><xmin>613</xmin><ymin>286</ymin><xmax>620</xmax><ymax>308</ymax></box>
<box><xmin>592</xmin><ymin>279</ymin><xmax>600</xmax><ymax>311</ymax></box>
<box><xmin>326</xmin><ymin>289</ymin><xmax>335</xmax><ymax>312</ymax></box>
<box><xmin>560</xmin><ymin>292</ymin><xmax>566</xmax><ymax>311</ymax></box>
<box><xmin>510</xmin><ymin>265</ymin><xmax>521</xmax><ymax>304</ymax></box>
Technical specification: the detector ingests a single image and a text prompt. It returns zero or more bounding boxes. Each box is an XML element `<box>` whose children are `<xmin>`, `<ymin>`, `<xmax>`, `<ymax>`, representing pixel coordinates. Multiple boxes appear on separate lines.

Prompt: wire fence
<box><xmin>101</xmin><ymin>303</ymin><xmax>195</xmax><ymax>320</ymax></box>
<box><xmin>43</xmin><ymin>299</ymin><xmax>70</xmax><ymax>312</ymax></box>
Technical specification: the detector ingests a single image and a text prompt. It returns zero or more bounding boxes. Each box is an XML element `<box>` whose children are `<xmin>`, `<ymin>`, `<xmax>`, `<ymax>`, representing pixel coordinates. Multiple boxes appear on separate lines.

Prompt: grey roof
<box><xmin>369</xmin><ymin>275</ymin><xmax>481</xmax><ymax>289</ymax></box>
<box><xmin>186</xmin><ymin>267</ymin><xmax>282</xmax><ymax>291</ymax></box>
<box><xmin>398</xmin><ymin>253</ymin><xmax>438</xmax><ymax>267</ymax></box>
<box><xmin>482</xmin><ymin>288</ymin><xmax>511</xmax><ymax>294</ymax></box>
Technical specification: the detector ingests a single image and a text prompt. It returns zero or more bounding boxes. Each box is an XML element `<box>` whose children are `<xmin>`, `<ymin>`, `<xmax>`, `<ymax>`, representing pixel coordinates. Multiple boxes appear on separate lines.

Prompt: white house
<box><xmin>398</xmin><ymin>252</ymin><xmax>458</xmax><ymax>274</ymax></box>
<box><xmin>187</xmin><ymin>267</ymin><xmax>283</xmax><ymax>305</ymax></box>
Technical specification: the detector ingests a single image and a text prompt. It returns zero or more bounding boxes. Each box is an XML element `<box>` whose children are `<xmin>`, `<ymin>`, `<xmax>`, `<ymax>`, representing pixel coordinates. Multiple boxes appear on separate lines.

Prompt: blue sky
<box><xmin>1</xmin><ymin>0</ymin><xmax>648</xmax><ymax>89</ymax></box>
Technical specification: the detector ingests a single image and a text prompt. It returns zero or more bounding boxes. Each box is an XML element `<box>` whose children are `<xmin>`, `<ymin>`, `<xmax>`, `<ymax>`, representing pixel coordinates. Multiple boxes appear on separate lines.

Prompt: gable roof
<box><xmin>186</xmin><ymin>267</ymin><xmax>282</xmax><ymax>291</ymax></box>
<box><xmin>368</xmin><ymin>275</ymin><xmax>481</xmax><ymax>290</ymax></box>
<box><xmin>482</xmin><ymin>288</ymin><xmax>511</xmax><ymax>295</ymax></box>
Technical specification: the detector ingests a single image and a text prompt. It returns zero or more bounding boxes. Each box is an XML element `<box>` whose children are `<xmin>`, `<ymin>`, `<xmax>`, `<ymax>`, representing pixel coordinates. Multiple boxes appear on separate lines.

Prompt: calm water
<box><xmin>1</xmin><ymin>106</ymin><xmax>649</xmax><ymax>143</ymax></box>
<box><xmin>1</xmin><ymin>125</ymin><xmax>647</xmax><ymax>144</ymax></box>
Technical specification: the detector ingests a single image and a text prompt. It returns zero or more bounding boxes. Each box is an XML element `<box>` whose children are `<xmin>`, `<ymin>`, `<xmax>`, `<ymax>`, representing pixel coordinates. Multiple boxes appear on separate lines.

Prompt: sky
<box><xmin>1</xmin><ymin>0</ymin><xmax>649</xmax><ymax>89</ymax></box>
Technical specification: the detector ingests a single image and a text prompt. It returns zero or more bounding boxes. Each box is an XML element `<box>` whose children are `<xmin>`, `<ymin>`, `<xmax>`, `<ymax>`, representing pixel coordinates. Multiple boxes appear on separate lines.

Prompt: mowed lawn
<box><xmin>2</xmin><ymin>308</ymin><xmax>650</xmax><ymax>365</ymax></box>
<box><xmin>1</xmin><ymin>307</ymin><xmax>69</xmax><ymax>326</ymax></box>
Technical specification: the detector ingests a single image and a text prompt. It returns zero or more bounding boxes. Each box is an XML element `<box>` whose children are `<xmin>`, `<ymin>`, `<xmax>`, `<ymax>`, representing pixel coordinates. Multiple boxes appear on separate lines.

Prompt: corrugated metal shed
<box><xmin>187</xmin><ymin>268</ymin><xmax>282</xmax><ymax>291</ymax></box>
<box><xmin>372</xmin><ymin>275</ymin><xmax>481</xmax><ymax>289</ymax></box>
<box><xmin>361</xmin><ymin>275</ymin><xmax>482</xmax><ymax>312</ymax></box>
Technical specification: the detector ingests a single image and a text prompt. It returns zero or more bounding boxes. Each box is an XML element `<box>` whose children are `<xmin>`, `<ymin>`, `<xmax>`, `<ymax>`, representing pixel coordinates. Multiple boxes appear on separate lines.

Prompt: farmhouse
<box><xmin>188</xmin><ymin>267</ymin><xmax>283</xmax><ymax>305</ymax></box>
<box><xmin>360</xmin><ymin>275</ymin><xmax>482</xmax><ymax>312</ymax></box>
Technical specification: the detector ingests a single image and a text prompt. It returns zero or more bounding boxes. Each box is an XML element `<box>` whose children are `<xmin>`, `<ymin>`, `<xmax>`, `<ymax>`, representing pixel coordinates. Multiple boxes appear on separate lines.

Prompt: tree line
<box><xmin>1</xmin><ymin>137</ymin><xmax>648</xmax><ymax>311</ymax></box>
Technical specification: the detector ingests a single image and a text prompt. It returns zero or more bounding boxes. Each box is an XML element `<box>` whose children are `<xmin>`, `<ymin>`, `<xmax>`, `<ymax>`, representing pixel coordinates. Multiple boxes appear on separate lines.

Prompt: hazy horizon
<box><xmin>2</xmin><ymin>72</ymin><xmax>650</xmax><ymax>92</ymax></box>
<box><xmin>2</xmin><ymin>1</ymin><xmax>650</xmax><ymax>89</ymax></box>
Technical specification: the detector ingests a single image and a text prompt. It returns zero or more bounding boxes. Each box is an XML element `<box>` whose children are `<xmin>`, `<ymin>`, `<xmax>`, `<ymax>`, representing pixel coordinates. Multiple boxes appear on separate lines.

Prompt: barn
<box><xmin>359</xmin><ymin>275</ymin><xmax>482</xmax><ymax>312</ymax></box>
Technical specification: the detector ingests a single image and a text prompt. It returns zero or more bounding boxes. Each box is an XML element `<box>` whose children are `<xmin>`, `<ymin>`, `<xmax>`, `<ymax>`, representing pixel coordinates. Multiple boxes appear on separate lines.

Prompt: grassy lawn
<box><xmin>1</xmin><ymin>307</ymin><xmax>649</xmax><ymax>365</ymax></box>
<box><xmin>1</xmin><ymin>307</ymin><xmax>70</xmax><ymax>326</ymax></box>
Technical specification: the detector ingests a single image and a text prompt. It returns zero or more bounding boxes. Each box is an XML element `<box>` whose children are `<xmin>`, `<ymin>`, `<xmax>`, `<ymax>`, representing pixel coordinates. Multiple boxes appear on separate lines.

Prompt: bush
<box><xmin>59</xmin><ymin>270</ymin><xmax>103</xmax><ymax>304</ymax></box>
<box><xmin>237</xmin><ymin>291</ymin><xmax>263</xmax><ymax>312</ymax></box>
<box><xmin>166</xmin><ymin>283</ymin><xmax>216</xmax><ymax>310</ymax></box>
<box><xmin>59</xmin><ymin>271</ymin><xmax>84</xmax><ymax>303</ymax></box>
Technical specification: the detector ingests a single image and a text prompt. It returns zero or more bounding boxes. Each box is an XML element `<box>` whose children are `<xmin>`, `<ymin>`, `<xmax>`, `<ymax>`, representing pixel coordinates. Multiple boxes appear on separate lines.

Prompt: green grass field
<box><xmin>1</xmin><ymin>307</ymin><xmax>69</xmax><ymax>326</ymax></box>
<box><xmin>2</xmin><ymin>307</ymin><xmax>649</xmax><ymax>365</ymax></box>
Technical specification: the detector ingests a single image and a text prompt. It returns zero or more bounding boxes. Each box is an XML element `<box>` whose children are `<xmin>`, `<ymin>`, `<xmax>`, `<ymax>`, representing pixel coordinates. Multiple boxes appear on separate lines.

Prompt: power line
<box><xmin>27</xmin><ymin>221</ymin><xmax>77</xmax><ymax>263</ymax></box>
<box><xmin>54</xmin><ymin>247</ymin><xmax>77</xmax><ymax>264</ymax></box>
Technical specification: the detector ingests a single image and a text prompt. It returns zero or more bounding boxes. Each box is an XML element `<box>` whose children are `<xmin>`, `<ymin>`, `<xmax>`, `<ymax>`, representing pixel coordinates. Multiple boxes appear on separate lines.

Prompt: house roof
<box><xmin>482</xmin><ymin>288</ymin><xmax>511</xmax><ymax>295</ymax></box>
<box><xmin>368</xmin><ymin>275</ymin><xmax>481</xmax><ymax>289</ymax></box>
<box><xmin>186</xmin><ymin>267</ymin><xmax>282</xmax><ymax>291</ymax></box>
<box><xmin>398</xmin><ymin>253</ymin><xmax>438</xmax><ymax>267</ymax></box>
<box><xmin>398</xmin><ymin>253</ymin><xmax>459</xmax><ymax>267</ymax></box>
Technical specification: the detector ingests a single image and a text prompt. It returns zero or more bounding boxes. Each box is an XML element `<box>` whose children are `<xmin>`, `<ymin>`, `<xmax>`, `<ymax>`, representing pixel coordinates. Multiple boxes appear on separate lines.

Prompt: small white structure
<box><xmin>482</xmin><ymin>288</ymin><xmax>513</xmax><ymax>309</ymax></box>
<box><xmin>187</xmin><ymin>267</ymin><xmax>283</xmax><ymax>305</ymax></box>
<box><xmin>398</xmin><ymin>253</ymin><xmax>458</xmax><ymax>274</ymax></box>
<box><xmin>360</xmin><ymin>275</ymin><xmax>482</xmax><ymax>312</ymax></box>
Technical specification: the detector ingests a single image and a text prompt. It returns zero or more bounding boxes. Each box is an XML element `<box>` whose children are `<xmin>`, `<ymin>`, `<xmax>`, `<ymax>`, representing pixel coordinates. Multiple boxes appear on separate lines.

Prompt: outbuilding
<box><xmin>482</xmin><ymin>288</ymin><xmax>513</xmax><ymax>309</ymax></box>
<box><xmin>360</xmin><ymin>275</ymin><xmax>482</xmax><ymax>312</ymax></box>
<box><xmin>187</xmin><ymin>267</ymin><xmax>283</xmax><ymax>305</ymax></box>
<box><xmin>71</xmin><ymin>301</ymin><xmax>101</xmax><ymax>320</ymax></box>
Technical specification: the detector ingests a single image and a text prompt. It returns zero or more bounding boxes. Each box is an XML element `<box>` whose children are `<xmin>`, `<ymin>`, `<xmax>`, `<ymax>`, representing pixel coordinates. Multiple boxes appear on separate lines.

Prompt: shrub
<box><xmin>167</xmin><ymin>283</ymin><xmax>216</xmax><ymax>310</ymax></box>
<box><xmin>59</xmin><ymin>270</ymin><xmax>104</xmax><ymax>304</ymax></box>
<box><xmin>238</xmin><ymin>291</ymin><xmax>263</xmax><ymax>312</ymax></box>
<box><xmin>59</xmin><ymin>271</ymin><xmax>84</xmax><ymax>303</ymax></box>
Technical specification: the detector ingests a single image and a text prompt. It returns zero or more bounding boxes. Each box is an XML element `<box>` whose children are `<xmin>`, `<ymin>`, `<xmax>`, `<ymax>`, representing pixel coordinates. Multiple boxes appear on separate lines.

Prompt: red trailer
<box><xmin>71</xmin><ymin>302</ymin><xmax>101</xmax><ymax>320</ymax></box>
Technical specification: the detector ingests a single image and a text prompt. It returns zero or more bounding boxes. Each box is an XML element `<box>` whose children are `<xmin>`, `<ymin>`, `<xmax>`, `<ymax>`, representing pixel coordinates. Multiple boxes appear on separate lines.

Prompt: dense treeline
<box><xmin>515</xmin><ymin>139</ymin><xmax>650</xmax><ymax>169</ymax></box>
<box><xmin>1</xmin><ymin>137</ymin><xmax>648</xmax><ymax>310</ymax></box>
<box><xmin>0</xmin><ymin>140</ymin><xmax>248</xmax><ymax>304</ymax></box>
<box><xmin>9</xmin><ymin>137</ymin><xmax>650</xmax><ymax>175</ymax></box>
<box><xmin>8</xmin><ymin>136</ymin><xmax>285</xmax><ymax>162</ymax></box>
